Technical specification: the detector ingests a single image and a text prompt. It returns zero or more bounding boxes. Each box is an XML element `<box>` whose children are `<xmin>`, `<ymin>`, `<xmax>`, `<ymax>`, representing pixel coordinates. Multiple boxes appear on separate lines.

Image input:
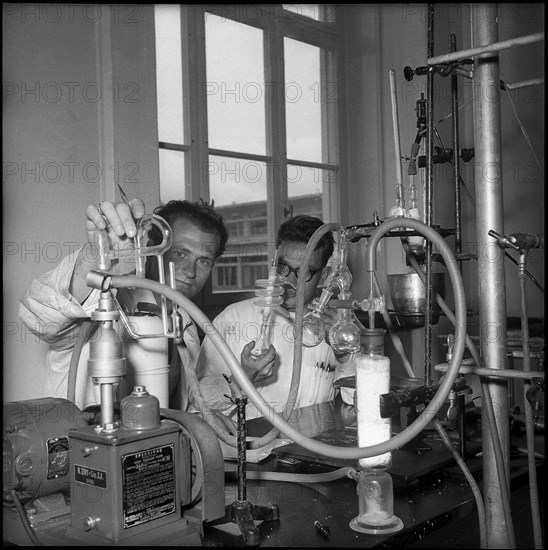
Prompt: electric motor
<box><xmin>3</xmin><ymin>398</ymin><xmax>89</xmax><ymax>502</ymax></box>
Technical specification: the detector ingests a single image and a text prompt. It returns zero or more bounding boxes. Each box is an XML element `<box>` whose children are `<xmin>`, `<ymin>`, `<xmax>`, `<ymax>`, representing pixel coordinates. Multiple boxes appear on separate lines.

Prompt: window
<box><xmin>154</xmin><ymin>5</ymin><xmax>340</xmax><ymax>299</ymax></box>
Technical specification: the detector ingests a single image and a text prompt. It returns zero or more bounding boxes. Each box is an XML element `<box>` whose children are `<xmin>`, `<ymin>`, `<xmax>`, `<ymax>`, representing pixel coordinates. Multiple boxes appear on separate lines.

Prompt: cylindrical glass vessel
<box><xmin>350</xmin><ymin>346</ymin><xmax>403</xmax><ymax>534</ymax></box>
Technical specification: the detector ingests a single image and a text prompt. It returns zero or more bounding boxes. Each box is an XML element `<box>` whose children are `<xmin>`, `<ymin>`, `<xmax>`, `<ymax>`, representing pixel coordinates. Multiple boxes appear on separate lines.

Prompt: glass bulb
<box><xmin>329</xmin><ymin>319</ymin><xmax>361</xmax><ymax>354</ymax></box>
<box><xmin>302</xmin><ymin>311</ymin><xmax>325</xmax><ymax>347</ymax></box>
<box><xmin>328</xmin><ymin>290</ymin><xmax>361</xmax><ymax>354</ymax></box>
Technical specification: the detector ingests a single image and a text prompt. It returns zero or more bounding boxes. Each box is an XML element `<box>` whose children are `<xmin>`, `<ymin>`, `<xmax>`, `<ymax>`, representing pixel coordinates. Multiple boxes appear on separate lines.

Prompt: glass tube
<box><xmin>251</xmin><ymin>253</ymin><xmax>285</xmax><ymax>358</ymax></box>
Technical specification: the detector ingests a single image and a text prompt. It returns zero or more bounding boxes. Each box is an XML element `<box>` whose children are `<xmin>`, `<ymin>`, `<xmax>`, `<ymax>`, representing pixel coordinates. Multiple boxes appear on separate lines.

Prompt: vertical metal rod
<box><xmin>424</xmin><ymin>3</ymin><xmax>435</xmax><ymax>385</ymax></box>
<box><xmin>458</xmin><ymin>393</ymin><xmax>466</xmax><ymax>458</ymax></box>
<box><xmin>100</xmin><ymin>383</ymin><xmax>115</xmax><ymax>427</ymax></box>
<box><xmin>236</xmin><ymin>396</ymin><xmax>248</xmax><ymax>502</ymax></box>
<box><xmin>471</xmin><ymin>5</ymin><xmax>510</xmax><ymax>548</ymax></box>
<box><xmin>451</xmin><ymin>34</ymin><xmax>462</xmax><ymax>258</ymax></box>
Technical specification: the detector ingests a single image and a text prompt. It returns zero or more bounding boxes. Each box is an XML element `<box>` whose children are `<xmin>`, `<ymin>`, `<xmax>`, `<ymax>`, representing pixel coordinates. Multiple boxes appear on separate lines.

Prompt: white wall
<box><xmin>3</xmin><ymin>5</ymin><xmax>160</xmax><ymax>402</ymax></box>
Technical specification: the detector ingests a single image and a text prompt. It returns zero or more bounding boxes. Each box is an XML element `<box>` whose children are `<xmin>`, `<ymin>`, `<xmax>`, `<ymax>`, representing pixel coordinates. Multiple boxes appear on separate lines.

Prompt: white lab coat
<box><xmin>195</xmin><ymin>298</ymin><xmax>346</xmax><ymax>420</ymax></box>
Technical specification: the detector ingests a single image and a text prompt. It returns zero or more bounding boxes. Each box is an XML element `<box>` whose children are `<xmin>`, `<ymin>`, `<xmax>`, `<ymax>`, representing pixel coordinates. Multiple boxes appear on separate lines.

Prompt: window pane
<box><xmin>154</xmin><ymin>5</ymin><xmax>184</xmax><ymax>144</ymax></box>
<box><xmin>208</xmin><ymin>155</ymin><xmax>267</xmax><ymax>207</ymax></box>
<box><xmin>284</xmin><ymin>39</ymin><xmax>323</xmax><ymax>163</ymax></box>
<box><xmin>211</xmin><ymin>156</ymin><xmax>269</xmax><ymax>292</ymax></box>
<box><xmin>205</xmin><ymin>14</ymin><xmax>266</xmax><ymax>155</ymax></box>
<box><xmin>283</xmin><ymin>4</ymin><xmax>321</xmax><ymax>21</ymax></box>
<box><xmin>159</xmin><ymin>149</ymin><xmax>185</xmax><ymax>203</ymax></box>
<box><xmin>287</xmin><ymin>164</ymin><xmax>328</xmax><ymax>219</ymax></box>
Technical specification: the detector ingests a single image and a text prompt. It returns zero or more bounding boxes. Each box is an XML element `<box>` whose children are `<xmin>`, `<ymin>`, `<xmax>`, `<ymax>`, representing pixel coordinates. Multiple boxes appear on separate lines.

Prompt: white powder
<box><xmin>355</xmin><ymin>354</ymin><xmax>391</xmax><ymax>469</ymax></box>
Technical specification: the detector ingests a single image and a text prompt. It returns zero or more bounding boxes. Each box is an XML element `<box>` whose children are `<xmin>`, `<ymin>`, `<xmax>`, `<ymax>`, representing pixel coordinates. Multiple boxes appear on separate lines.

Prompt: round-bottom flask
<box><xmin>302</xmin><ymin>313</ymin><xmax>325</xmax><ymax>347</ymax></box>
<box><xmin>328</xmin><ymin>292</ymin><xmax>361</xmax><ymax>354</ymax></box>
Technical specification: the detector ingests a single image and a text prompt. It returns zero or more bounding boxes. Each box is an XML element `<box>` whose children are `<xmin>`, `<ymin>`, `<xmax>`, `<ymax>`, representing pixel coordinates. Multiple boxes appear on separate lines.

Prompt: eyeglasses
<box><xmin>276</xmin><ymin>260</ymin><xmax>320</xmax><ymax>283</ymax></box>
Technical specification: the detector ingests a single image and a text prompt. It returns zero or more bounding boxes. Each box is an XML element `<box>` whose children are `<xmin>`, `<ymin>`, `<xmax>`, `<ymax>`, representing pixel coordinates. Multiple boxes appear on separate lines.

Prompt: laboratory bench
<box><xmin>203</xmin><ymin>398</ymin><xmax>544</xmax><ymax>547</ymax></box>
<box><xmin>3</xmin><ymin>398</ymin><xmax>542</xmax><ymax>547</ymax></box>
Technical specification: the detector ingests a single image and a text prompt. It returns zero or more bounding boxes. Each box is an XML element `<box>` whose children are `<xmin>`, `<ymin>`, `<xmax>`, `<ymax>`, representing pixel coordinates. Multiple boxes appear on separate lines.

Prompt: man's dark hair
<box><xmin>149</xmin><ymin>199</ymin><xmax>228</xmax><ymax>258</ymax></box>
<box><xmin>276</xmin><ymin>215</ymin><xmax>334</xmax><ymax>265</ymax></box>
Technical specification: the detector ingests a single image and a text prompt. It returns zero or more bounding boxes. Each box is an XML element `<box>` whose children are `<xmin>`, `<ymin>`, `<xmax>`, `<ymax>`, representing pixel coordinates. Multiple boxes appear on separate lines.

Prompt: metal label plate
<box><xmin>121</xmin><ymin>443</ymin><xmax>176</xmax><ymax>529</ymax></box>
<box><xmin>46</xmin><ymin>436</ymin><xmax>70</xmax><ymax>479</ymax></box>
<box><xmin>74</xmin><ymin>464</ymin><xmax>107</xmax><ymax>488</ymax></box>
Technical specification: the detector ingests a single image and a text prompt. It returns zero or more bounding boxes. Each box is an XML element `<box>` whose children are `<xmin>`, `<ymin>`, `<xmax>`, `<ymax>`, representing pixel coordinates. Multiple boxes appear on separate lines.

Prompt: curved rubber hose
<box><xmin>10</xmin><ymin>490</ymin><xmax>43</xmax><ymax>546</ymax></box>
<box><xmin>244</xmin><ymin>223</ymin><xmax>342</xmax><ymax>449</ymax></box>
<box><xmin>433</xmin><ymin>420</ymin><xmax>487</xmax><ymax>548</ymax></box>
<box><xmin>175</xmin><ymin>343</ymin><xmax>239</xmax><ymax>449</ymax></box>
<box><xmin>226</xmin><ymin>466</ymin><xmax>357</xmax><ymax>484</ymax></box>
<box><xmin>67</xmin><ymin>320</ymin><xmax>98</xmax><ymax>404</ymax></box>
<box><xmin>402</xmin><ymin>237</ymin><xmax>516</xmax><ymax>545</ymax></box>
<box><xmin>105</xmin><ymin>217</ymin><xmax>466</xmax><ymax>460</ymax></box>
<box><xmin>285</xmin><ymin>223</ymin><xmax>341</xmax><ymax>417</ymax></box>
<box><xmin>519</xmin><ymin>270</ymin><xmax>543</xmax><ymax>549</ymax></box>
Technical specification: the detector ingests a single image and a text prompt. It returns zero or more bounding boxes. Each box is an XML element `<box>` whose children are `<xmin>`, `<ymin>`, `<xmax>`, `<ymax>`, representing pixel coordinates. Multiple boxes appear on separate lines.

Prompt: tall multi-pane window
<box><xmin>154</xmin><ymin>5</ymin><xmax>339</xmax><ymax>298</ymax></box>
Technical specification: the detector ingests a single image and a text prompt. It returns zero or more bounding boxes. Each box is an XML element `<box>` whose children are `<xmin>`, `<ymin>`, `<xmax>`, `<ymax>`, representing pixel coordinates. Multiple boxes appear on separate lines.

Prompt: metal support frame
<box><xmin>450</xmin><ymin>34</ymin><xmax>462</xmax><ymax>260</ymax></box>
<box><xmin>427</xmin><ymin>31</ymin><xmax>544</xmax><ymax>65</ymax></box>
<box><xmin>425</xmin><ymin>4</ymin><xmax>545</xmax><ymax>548</ymax></box>
<box><xmin>424</xmin><ymin>3</ymin><xmax>435</xmax><ymax>386</ymax></box>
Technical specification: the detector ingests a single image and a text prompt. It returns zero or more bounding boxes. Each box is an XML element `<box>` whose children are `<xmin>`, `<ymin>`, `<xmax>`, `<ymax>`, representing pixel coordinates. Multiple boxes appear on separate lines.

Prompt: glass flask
<box><xmin>328</xmin><ymin>291</ymin><xmax>361</xmax><ymax>355</ymax></box>
<box><xmin>301</xmin><ymin>289</ymin><xmax>333</xmax><ymax>347</ymax></box>
<box><xmin>332</xmin><ymin>231</ymin><xmax>353</xmax><ymax>292</ymax></box>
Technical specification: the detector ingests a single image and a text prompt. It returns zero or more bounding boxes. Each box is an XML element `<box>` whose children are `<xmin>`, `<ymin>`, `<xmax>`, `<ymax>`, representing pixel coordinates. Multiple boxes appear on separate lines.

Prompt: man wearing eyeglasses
<box><xmin>196</xmin><ymin>215</ymin><xmax>347</xmax><ymax>420</ymax></box>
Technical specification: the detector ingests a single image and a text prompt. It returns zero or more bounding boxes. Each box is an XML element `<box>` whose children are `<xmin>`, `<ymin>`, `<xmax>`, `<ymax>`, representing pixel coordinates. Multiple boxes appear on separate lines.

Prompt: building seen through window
<box><xmin>213</xmin><ymin>193</ymin><xmax>323</xmax><ymax>292</ymax></box>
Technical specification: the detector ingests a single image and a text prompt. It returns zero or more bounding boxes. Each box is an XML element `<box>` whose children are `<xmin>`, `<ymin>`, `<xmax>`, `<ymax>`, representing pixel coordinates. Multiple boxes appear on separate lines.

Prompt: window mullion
<box><xmin>322</xmin><ymin>48</ymin><xmax>340</xmax><ymax>223</ymax></box>
<box><xmin>264</xmin><ymin>19</ymin><xmax>288</xmax><ymax>255</ymax></box>
<box><xmin>183</xmin><ymin>6</ymin><xmax>209</xmax><ymax>202</ymax></box>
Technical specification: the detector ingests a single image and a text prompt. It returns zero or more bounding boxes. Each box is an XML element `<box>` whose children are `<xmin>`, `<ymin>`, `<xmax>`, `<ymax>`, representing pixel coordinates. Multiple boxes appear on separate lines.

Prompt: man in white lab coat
<box><xmin>196</xmin><ymin>215</ymin><xmax>349</xmax><ymax>420</ymax></box>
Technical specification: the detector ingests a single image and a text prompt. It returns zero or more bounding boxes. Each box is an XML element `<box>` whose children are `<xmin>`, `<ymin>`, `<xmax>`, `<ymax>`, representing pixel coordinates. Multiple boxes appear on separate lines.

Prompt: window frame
<box><xmin>157</xmin><ymin>4</ymin><xmax>341</xmax><ymax>312</ymax></box>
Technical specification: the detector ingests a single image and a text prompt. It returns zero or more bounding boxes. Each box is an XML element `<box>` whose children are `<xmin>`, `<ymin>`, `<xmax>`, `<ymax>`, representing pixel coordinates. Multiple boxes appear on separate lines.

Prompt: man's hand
<box><xmin>70</xmin><ymin>198</ymin><xmax>146</xmax><ymax>303</ymax></box>
<box><xmin>240</xmin><ymin>341</ymin><xmax>276</xmax><ymax>383</ymax></box>
<box><xmin>85</xmin><ymin>198</ymin><xmax>146</xmax><ymax>256</ymax></box>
